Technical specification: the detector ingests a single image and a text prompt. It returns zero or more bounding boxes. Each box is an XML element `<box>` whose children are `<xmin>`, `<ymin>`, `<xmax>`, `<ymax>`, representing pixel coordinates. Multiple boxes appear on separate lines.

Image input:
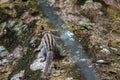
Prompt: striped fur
<box><xmin>37</xmin><ymin>32</ymin><xmax>57</xmax><ymax>78</ymax></box>
<box><xmin>36</xmin><ymin>32</ymin><xmax>56</xmax><ymax>60</ymax></box>
<box><xmin>41</xmin><ymin>32</ymin><xmax>56</xmax><ymax>51</ymax></box>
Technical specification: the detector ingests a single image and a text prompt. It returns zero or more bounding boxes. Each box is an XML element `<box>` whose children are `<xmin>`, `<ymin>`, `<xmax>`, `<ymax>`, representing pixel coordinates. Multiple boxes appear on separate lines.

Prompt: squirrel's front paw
<box><xmin>40</xmin><ymin>57</ymin><xmax>46</xmax><ymax>62</ymax></box>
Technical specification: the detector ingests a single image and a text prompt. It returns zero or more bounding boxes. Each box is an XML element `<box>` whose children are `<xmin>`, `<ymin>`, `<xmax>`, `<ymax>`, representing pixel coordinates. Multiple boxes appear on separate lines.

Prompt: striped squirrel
<box><xmin>35</xmin><ymin>32</ymin><xmax>62</xmax><ymax>79</ymax></box>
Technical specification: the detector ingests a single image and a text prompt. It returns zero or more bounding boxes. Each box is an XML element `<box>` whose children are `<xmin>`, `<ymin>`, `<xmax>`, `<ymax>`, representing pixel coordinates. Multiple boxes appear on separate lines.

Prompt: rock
<box><xmin>66</xmin><ymin>77</ymin><xmax>73</xmax><ymax>80</ymax></box>
<box><xmin>96</xmin><ymin>60</ymin><xmax>105</xmax><ymax>64</ymax></box>
<box><xmin>11</xmin><ymin>70</ymin><xmax>25</xmax><ymax>80</ymax></box>
<box><xmin>0</xmin><ymin>46</ymin><xmax>9</xmax><ymax>57</ymax></box>
<box><xmin>1</xmin><ymin>59</ymin><xmax>8</xmax><ymax>64</ymax></box>
<box><xmin>96</xmin><ymin>59</ymin><xmax>110</xmax><ymax>64</ymax></box>
<box><xmin>30</xmin><ymin>58</ymin><xmax>46</xmax><ymax>71</ymax></box>
<box><xmin>100</xmin><ymin>48</ymin><xmax>110</xmax><ymax>54</ymax></box>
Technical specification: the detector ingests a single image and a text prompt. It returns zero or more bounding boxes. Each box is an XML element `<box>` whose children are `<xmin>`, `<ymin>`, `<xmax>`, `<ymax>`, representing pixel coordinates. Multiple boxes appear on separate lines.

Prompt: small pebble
<box><xmin>66</xmin><ymin>77</ymin><xmax>73</xmax><ymax>80</ymax></box>
<box><xmin>100</xmin><ymin>48</ymin><xmax>110</xmax><ymax>54</ymax></box>
<box><xmin>96</xmin><ymin>60</ymin><xmax>109</xmax><ymax>64</ymax></box>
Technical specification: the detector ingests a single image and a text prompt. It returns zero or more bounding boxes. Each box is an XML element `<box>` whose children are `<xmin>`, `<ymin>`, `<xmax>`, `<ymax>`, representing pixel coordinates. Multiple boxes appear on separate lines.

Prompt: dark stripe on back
<box><xmin>50</xmin><ymin>34</ymin><xmax>54</xmax><ymax>49</ymax></box>
<box><xmin>49</xmin><ymin>34</ymin><xmax>53</xmax><ymax>49</ymax></box>
<box><xmin>42</xmin><ymin>32</ymin><xmax>56</xmax><ymax>51</ymax></box>
<box><xmin>52</xmin><ymin>35</ymin><xmax>56</xmax><ymax>47</ymax></box>
<box><xmin>43</xmin><ymin>34</ymin><xmax>48</xmax><ymax>49</ymax></box>
<box><xmin>46</xmin><ymin>34</ymin><xmax>50</xmax><ymax>50</ymax></box>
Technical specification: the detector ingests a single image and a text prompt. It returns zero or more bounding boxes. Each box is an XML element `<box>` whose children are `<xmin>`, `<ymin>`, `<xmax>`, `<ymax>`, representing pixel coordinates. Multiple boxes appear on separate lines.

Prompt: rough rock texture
<box><xmin>0</xmin><ymin>0</ymin><xmax>120</xmax><ymax>80</ymax></box>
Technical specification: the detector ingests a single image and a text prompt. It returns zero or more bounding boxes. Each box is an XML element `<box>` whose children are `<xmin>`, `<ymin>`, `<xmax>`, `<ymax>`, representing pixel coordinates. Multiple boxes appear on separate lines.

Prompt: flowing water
<box><xmin>39</xmin><ymin>0</ymin><xmax>98</xmax><ymax>80</ymax></box>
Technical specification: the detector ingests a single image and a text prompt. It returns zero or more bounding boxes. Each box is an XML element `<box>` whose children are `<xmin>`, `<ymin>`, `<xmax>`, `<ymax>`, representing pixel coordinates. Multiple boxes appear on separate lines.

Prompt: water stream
<box><xmin>39</xmin><ymin>0</ymin><xmax>98</xmax><ymax>80</ymax></box>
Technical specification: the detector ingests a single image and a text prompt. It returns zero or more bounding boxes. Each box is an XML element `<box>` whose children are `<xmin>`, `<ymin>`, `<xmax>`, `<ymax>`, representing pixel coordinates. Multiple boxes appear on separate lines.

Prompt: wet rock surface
<box><xmin>0</xmin><ymin>0</ymin><xmax>120</xmax><ymax>80</ymax></box>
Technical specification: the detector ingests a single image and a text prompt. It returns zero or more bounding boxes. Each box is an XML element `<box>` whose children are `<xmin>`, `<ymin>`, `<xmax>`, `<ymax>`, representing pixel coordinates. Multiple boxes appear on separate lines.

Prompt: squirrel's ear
<box><xmin>41</xmin><ymin>31</ymin><xmax>45</xmax><ymax>36</ymax></box>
